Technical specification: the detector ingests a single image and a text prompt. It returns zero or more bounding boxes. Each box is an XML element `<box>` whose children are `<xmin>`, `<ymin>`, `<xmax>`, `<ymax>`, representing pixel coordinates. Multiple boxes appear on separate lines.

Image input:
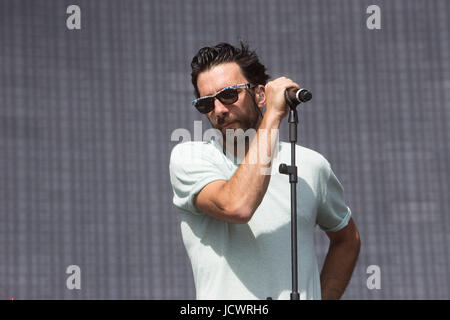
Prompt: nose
<box><xmin>213</xmin><ymin>98</ymin><xmax>229</xmax><ymax>117</ymax></box>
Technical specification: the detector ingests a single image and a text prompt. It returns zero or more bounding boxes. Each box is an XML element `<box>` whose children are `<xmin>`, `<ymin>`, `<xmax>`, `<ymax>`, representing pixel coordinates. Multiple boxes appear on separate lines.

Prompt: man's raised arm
<box><xmin>194</xmin><ymin>77</ymin><xmax>299</xmax><ymax>223</ymax></box>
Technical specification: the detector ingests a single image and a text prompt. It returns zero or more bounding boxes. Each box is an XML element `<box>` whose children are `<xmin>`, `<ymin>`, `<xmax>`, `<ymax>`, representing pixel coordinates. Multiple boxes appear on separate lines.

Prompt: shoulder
<box><xmin>170</xmin><ymin>140</ymin><xmax>225</xmax><ymax>168</ymax></box>
<box><xmin>170</xmin><ymin>141</ymin><xmax>202</xmax><ymax>157</ymax></box>
<box><xmin>298</xmin><ymin>145</ymin><xmax>329</xmax><ymax>165</ymax></box>
<box><xmin>278</xmin><ymin>141</ymin><xmax>330</xmax><ymax>167</ymax></box>
<box><xmin>171</xmin><ymin>140</ymin><xmax>215</xmax><ymax>159</ymax></box>
<box><xmin>277</xmin><ymin>142</ymin><xmax>332</xmax><ymax>181</ymax></box>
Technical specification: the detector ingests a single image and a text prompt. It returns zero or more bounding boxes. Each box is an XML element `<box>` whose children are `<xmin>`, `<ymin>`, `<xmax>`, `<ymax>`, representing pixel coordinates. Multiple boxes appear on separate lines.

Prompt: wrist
<box><xmin>263</xmin><ymin>109</ymin><xmax>283</xmax><ymax>127</ymax></box>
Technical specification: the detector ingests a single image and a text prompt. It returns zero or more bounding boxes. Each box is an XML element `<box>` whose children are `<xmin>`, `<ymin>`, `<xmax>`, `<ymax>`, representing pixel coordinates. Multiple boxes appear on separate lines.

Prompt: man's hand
<box><xmin>264</xmin><ymin>77</ymin><xmax>300</xmax><ymax>120</ymax></box>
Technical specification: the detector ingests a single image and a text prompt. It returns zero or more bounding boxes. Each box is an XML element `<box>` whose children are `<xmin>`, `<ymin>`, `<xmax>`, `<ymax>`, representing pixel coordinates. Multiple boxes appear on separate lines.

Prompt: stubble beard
<box><xmin>208</xmin><ymin>101</ymin><xmax>263</xmax><ymax>157</ymax></box>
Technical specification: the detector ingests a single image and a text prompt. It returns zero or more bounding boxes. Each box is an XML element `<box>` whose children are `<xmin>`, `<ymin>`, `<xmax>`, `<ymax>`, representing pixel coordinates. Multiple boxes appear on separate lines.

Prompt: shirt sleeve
<box><xmin>316</xmin><ymin>159</ymin><xmax>352</xmax><ymax>232</ymax></box>
<box><xmin>169</xmin><ymin>142</ymin><xmax>228</xmax><ymax>215</ymax></box>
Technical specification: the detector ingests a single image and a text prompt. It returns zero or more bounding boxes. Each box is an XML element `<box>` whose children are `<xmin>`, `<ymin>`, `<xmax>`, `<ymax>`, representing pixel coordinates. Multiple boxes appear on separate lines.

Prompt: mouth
<box><xmin>223</xmin><ymin>122</ymin><xmax>235</xmax><ymax>128</ymax></box>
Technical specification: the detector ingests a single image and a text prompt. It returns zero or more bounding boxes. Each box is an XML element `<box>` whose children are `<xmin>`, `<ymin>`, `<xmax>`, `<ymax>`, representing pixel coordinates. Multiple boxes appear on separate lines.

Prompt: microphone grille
<box><xmin>297</xmin><ymin>89</ymin><xmax>312</xmax><ymax>102</ymax></box>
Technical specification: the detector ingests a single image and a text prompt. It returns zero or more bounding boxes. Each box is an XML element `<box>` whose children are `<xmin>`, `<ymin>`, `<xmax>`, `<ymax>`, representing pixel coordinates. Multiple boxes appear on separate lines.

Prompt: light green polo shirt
<box><xmin>169</xmin><ymin>138</ymin><xmax>351</xmax><ymax>300</ymax></box>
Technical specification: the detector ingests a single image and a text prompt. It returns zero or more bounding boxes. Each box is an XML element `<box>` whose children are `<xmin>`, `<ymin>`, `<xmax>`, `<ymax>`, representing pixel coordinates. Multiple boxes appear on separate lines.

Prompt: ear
<box><xmin>255</xmin><ymin>85</ymin><xmax>266</xmax><ymax>108</ymax></box>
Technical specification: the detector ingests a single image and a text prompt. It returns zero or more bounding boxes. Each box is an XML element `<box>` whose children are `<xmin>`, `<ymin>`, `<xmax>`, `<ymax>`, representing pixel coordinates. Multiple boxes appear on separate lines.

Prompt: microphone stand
<box><xmin>279</xmin><ymin>91</ymin><xmax>302</xmax><ymax>300</ymax></box>
<box><xmin>266</xmin><ymin>88</ymin><xmax>311</xmax><ymax>301</ymax></box>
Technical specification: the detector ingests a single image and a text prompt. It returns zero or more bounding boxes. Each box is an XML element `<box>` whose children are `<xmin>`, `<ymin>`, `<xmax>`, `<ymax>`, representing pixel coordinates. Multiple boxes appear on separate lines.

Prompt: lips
<box><xmin>223</xmin><ymin>122</ymin><xmax>235</xmax><ymax>128</ymax></box>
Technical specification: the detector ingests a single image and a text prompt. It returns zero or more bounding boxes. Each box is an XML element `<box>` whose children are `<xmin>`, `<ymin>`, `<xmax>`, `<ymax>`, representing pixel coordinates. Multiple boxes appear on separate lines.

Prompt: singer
<box><xmin>169</xmin><ymin>42</ymin><xmax>360</xmax><ymax>300</ymax></box>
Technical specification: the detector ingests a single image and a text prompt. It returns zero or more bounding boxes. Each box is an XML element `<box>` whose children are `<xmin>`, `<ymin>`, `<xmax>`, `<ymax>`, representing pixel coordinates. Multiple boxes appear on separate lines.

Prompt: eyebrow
<box><xmin>202</xmin><ymin>85</ymin><xmax>229</xmax><ymax>98</ymax></box>
<box><xmin>202</xmin><ymin>83</ymin><xmax>248</xmax><ymax>98</ymax></box>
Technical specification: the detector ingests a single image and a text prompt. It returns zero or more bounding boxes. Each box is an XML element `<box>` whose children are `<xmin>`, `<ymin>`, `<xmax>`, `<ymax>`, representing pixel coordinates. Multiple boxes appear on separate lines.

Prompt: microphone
<box><xmin>285</xmin><ymin>87</ymin><xmax>312</xmax><ymax>107</ymax></box>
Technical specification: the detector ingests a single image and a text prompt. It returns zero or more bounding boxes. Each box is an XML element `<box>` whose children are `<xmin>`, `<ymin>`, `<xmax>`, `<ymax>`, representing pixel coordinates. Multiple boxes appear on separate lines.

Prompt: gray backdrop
<box><xmin>0</xmin><ymin>0</ymin><xmax>449</xmax><ymax>299</ymax></box>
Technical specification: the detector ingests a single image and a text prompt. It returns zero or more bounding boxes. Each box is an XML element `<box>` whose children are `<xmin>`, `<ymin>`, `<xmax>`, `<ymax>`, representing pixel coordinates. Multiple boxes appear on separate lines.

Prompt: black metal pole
<box><xmin>268</xmin><ymin>88</ymin><xmax>310</xmax><ymax>301</ymax></box>
<box><xmin>279</xmin><ymin>90</ymin><xmax>301</xmax><ymax>300</ymax></box>
<box><xmin>279</xmin><ymin>110</ymin><xmax>300</xmax><ymax>300</ymax></box>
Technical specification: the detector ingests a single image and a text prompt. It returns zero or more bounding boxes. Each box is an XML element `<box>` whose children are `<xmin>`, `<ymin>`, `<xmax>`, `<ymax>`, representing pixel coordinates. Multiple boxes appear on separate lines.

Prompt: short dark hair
<box><xmin>190</xmin><ymin>41</ymin><xmax>270</xmax><ymax>98</ymax></box>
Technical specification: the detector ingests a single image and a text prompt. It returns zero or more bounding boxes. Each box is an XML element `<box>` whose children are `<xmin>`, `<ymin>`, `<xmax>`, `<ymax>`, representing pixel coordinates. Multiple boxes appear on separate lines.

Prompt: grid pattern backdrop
<box><xmin>0</xmin><ymin>0</ymin><xmax>449</xmax><ymax>299</ymax></box>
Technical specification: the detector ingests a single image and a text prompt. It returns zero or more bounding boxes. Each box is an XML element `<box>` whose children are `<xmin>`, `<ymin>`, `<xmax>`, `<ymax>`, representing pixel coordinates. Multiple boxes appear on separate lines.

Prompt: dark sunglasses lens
<box><xmin>195</xmin><ymin>97</ymin><xmax>214</xmax><ymax>113</ymax></box>
<box><xmin>217</xmin><ymin>88</ymin><xmax>239</xmax><ymax>105</ymax></box>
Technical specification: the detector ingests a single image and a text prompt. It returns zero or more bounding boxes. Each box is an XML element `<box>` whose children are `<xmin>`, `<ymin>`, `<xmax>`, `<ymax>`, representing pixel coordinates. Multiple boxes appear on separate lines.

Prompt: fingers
<box><xmin>269</xmin><ymin>77</ymin><xmax>299</xmax><ymax>91</ymax></box>
<box><xmin>264</xmin><ymin>77</ymin><xmax>300</xmax><ymax>120</ymax></box>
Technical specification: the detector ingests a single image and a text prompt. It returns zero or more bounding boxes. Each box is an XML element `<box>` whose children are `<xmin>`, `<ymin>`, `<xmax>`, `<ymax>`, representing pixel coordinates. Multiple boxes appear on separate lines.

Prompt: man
<box><xmin>169</xmin><ymin>42</ymin><xmax>360</xmax><ymax>300</ymax></box>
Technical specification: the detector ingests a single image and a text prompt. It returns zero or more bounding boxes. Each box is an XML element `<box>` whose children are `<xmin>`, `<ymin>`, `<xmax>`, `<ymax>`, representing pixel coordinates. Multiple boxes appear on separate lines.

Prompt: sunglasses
<box><xmin>192</xmin><ymin>83</ymin><xmax>255</xmax><ymax>114</ymax></box>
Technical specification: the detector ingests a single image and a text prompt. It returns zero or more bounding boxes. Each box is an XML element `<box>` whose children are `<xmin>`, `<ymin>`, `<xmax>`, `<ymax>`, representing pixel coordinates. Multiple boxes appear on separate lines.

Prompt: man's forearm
<box><xmin>320</xmin><ymin>240</ymin><xmax>360</xmax><ymax>300</ymax></box>
<box><xmin>221</xmin><ymin>111</ymin><xmax>281</xmax><ymax>220</ymax></box>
